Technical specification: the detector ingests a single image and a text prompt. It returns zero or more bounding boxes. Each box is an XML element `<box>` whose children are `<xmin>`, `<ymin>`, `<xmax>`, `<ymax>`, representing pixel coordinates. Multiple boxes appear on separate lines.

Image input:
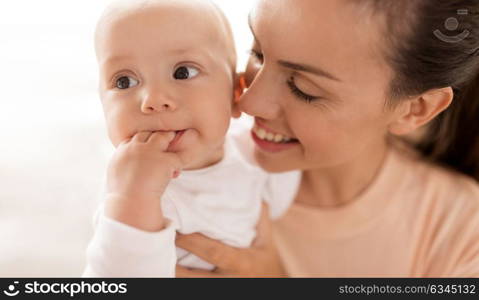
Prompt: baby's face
<box><xmin>96</xmin><ymin>1</ymin><xmax>235</xmax><ymax>169</ymax></box>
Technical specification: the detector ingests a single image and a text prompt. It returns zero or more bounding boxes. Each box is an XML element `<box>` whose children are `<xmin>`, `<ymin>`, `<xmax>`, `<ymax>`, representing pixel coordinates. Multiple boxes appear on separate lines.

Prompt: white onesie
<box><xmin>83</xmin><ymin>126</ymin><xmax>301</xmax><ymax>277</ymax></box>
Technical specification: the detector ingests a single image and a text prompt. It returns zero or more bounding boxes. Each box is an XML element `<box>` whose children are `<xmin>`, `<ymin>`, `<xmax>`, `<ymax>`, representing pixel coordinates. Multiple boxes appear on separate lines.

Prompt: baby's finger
<box><xmin>148</xmin><ymin>131</ymin><xmax>176</xmax><ymax>150</ymax></box>
<box><xmin>162</xmin><ymin>153</ymin><xmax>184</xmax><ymax>178</ymax></box>
<box><xmin>131</xmin><ymin>131</ymin><xmax>154</xmax><ymax>143</ymax></box>
<box><xmin>172</xmin><ymin>170</ymin><xmax>181</xmax><ymax>179</ymax></box>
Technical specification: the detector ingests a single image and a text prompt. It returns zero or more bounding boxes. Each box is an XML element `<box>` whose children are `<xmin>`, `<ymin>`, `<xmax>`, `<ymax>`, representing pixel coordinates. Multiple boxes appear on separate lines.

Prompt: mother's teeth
<box><xmin>253</xmin><ymin>125</ymin><xmax>295</xmax><ymax>144</ymax></box>
<box><xmin>257</xmin><ymin>128</ymin><xmax>267</xmax><ymax>139</ymax></box>
<box><xmin>274</xmin><ymin>134</ymin><xmax>283</xmax><ymax>143</ymax></box>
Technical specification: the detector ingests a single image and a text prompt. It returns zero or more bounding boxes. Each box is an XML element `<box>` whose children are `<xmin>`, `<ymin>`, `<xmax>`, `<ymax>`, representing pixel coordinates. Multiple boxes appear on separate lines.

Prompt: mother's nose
<box><xmin>238</xmin><ymin>70</ymin><xmax>282</xmax><ymax>120</ymax></box>
<box><xmin>140</xmin><ymin>88</ymin><xmax>178</xmax><ymax>113</ymax></box>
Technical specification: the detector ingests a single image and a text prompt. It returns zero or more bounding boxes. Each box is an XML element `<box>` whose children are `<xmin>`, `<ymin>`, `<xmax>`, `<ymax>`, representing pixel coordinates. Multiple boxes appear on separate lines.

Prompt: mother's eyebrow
<box><xmin>277</xmin><ymin>60</ymin><xmax>341</xmax><ymax>82</ymax></box>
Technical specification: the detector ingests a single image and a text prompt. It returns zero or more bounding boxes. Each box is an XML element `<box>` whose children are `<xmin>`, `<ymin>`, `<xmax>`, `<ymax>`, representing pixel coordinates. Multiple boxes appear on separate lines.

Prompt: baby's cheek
<box><xmin>200</xmin><ymin>118</ymin><xmax>229</xmax><ymax>142</ymax></box>
<box><xmin>194</xmin><ymin>95</ymin><xmax>231</xmax><ymax>135</ymax></box>
<box><xmin>106</xmin><ymin>111</ymin><xmax>131</xmax><ymax>147</ymax></box>
<box><xmin>193</xmin><ymin>118</ymin><xmax>229</xmax><ymax>157</ymax></box>
<box><xmin>107</xmin><ymin>124</ymin><xmax>123</xmax><ymax>148</ymax></box>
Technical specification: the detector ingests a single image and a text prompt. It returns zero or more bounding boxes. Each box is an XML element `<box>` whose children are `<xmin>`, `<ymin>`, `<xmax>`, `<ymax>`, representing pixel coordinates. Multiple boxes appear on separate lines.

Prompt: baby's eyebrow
<box><xmin>167</xmin><ymin>47</ymin><xmax>213</xmax><ymax>60</ymax></box>
<box><xmin>102</xmin><ymin>55</ymin><xmax>130</xmax><ymax>66</ymax></box>
<box><xmin>102</xmin><ymin>48</ymin><xmax>209</xmax><ymax>63</ymax></box>
<box><xmin>168</xmin><ymin>47</ymin><xmax>217</xmax><ymax>66</ymax></box>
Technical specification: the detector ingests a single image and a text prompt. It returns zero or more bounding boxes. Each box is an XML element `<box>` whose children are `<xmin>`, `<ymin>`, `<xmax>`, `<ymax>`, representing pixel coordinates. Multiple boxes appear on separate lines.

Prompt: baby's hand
<box><xmin>104</xmin><ymin>131</ymin><xmax>183</xmax><ymax>232</ymax></box>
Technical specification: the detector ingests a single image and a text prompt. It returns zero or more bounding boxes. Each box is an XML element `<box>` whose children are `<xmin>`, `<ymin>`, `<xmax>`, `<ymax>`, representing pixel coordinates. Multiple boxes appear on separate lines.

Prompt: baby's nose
<box><xmin>141</xmin><ymin>91</ymin><xmax>178</xmax><ymax>113</ymax></box>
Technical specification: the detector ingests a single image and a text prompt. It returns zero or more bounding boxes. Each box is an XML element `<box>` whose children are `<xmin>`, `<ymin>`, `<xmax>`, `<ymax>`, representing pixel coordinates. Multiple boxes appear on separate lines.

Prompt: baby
<box><xmin>84</xmin><ymin>0</ymin><xmax>300</xmax><ymax>277</ymax></box>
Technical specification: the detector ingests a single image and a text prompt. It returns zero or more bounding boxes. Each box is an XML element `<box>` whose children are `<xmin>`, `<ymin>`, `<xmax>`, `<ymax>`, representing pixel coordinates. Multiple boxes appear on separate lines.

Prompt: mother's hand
<box><xmin>175</xmin><ymin>203</ymin><xmax>286</xmax><ymax>277</ymax></box>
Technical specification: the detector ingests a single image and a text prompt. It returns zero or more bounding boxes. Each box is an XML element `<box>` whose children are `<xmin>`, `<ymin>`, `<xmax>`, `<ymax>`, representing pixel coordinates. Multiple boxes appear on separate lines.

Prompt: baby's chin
<box><xmin>174</xmin><ymin>134</ymin><xmax>226</xmax><ymax>171</ymax></box>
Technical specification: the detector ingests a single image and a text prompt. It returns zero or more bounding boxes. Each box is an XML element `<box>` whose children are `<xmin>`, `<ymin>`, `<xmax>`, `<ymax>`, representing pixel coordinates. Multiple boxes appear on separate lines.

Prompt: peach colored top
<box><xmin>272</xmin><ymin>145</ymin><xmax>479</xmax><ymax>277</ymax></box>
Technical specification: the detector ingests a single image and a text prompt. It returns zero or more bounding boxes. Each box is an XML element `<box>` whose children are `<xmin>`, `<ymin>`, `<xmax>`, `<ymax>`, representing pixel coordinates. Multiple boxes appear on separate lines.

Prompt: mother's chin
<box><xmin>252</xmin><ymin>143</ymin><xmax>303</xmax><ymax>173</ymax></box>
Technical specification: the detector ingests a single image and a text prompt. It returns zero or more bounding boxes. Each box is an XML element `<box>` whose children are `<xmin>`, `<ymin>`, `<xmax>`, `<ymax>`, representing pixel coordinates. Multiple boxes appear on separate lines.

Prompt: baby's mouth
<box><xmin>252</xmin><ymin>124</ymin><xmax>298</xmax><ymax>144</ymax></box>
<box><xmin>172</xmin><ymin>129</ymin><xmax>186</xmax><ymax>142</ymax></box>
<box><xmin>167</xmin><ymin>129</ymin><xmax>187</xmax><ymax>151</ymax></box>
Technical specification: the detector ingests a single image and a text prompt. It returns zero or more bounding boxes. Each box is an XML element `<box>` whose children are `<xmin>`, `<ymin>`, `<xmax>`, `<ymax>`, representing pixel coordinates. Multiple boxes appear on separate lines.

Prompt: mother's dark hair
<box><xmin>363</xmin><ymin>0</ymin><xmax>479</xmax><ymax>180</ymax></box>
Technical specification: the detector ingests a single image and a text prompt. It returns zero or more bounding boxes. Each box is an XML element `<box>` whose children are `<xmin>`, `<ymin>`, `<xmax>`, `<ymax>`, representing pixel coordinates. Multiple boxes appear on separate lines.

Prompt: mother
<box><xmin>176</xmin><ymin>0</ymin><xmax>479</xmax><ymax>277</ymax></box>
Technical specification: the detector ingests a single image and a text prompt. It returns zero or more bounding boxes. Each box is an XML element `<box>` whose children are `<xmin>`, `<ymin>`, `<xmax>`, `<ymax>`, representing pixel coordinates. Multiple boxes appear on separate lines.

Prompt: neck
<box><xmin>299</xmin><ymin>139</ymin><xmax>389</xmax><ymax>208</ymax></box>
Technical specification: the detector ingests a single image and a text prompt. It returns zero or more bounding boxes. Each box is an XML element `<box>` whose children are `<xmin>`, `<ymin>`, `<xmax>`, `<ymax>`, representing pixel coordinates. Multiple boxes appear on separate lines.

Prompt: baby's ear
<box><xmin>231</xmin><ymin>73</ymin><xmax>246</xmax><ymax>119</ymax></box>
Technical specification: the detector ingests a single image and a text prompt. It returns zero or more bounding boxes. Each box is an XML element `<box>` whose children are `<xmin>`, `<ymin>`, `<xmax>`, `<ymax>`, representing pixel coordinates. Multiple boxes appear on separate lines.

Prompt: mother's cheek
<box><xmin>299</xmin><ymin>118</ymin><xmax>358</xmax><ymax>164</ymax></box>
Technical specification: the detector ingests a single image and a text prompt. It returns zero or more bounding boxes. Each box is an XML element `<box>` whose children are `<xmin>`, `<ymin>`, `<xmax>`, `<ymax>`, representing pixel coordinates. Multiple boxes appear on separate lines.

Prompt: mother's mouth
<box><xmin>252</xmin><ymin>124</ymin><xmax>299</xmax><ymax>144</ymax></box>
<box><xmin>251</xmin><ymin>130</ymin><xmax>300</xmax><ymax>153</ymax></box>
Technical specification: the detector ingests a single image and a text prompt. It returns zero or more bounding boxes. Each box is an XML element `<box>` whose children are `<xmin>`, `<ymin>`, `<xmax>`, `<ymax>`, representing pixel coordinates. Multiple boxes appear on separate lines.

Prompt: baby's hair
<box><xmin>95</xmin><ymin>0</ymin><xmax>237</xmax><ymax>74</ymax></box>
<box><xmin>208</xmin><ymin>1</ymin><xmax>237</xmax><ymax>73</ymax></box>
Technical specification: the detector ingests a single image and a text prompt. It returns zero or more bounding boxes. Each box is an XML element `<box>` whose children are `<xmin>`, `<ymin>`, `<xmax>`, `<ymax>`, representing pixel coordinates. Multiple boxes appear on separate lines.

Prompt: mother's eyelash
<box><xmin>248</xmin><ymin>49</ymin><xmax>264</xmax><ymax>62</ymax></box>
<box><xmin>287</xmin><ymin>76</ymin><xmax>319</xmax><ymax>103</ymax></box>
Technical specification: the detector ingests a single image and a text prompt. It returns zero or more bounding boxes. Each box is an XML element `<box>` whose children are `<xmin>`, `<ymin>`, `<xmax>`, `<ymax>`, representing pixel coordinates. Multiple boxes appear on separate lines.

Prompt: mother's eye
<box><xmin>249</xmin><ymin>49</ymin><xmax>264</xmax><ymax>64</ymax></box>
<box><xmin>287</xmin><ymin>76</ymin><xmax>321</xmax><ymax>103</ymax></box>
<box><xmin>173</xmin><ymin>65</ymin><xmax>199</xmax><ymax>80</ymax></box>
<box><xmin>115</xmin><ymin>76</ymin><xmax>139</xmax><ymax>89</ymax></box>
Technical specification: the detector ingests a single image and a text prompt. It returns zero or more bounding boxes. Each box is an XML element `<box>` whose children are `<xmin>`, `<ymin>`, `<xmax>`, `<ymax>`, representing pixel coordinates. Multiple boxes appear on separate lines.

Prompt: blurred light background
<box><xmin>0</xmin><ymin>0</ymin><xmax>255</xmax><ymax>276</ymax></box>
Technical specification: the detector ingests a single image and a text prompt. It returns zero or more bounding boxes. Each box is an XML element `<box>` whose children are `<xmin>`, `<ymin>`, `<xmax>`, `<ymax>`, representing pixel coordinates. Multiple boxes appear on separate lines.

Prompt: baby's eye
<box><xmin>173</xmin><ymin>66</ymin><xmax>200</xmax><ymax>80</ymax></box>
<box><xmin>116</xmin><ymin>76</ymin><xmax>139</xmax><ymax>89</ymax></box>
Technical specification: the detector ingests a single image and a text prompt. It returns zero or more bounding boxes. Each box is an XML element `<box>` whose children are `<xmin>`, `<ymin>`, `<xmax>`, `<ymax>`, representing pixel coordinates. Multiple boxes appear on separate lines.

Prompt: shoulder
<box><xmin>390</xmin><ymin>141</ymin><xmax>479</xmax><ymax>210</ymax></box>
<box><xmin>385</xmin><ymin>143</ymin><xmax>479</xmax><ymax>234</ymax></box>
<box><xmin>391</xmin><ymin>146</ymin><xmax>479</xmax><ymax>276</ymax></box>
<box><xmin>416</xmin><ymin>164</ymin><xmax>479</xmax><ymax>276</ymax></box>
<box><xmin>401</xmin><ymin>149</ymin><xmax>479</xmax><ymax>212</ymax></box>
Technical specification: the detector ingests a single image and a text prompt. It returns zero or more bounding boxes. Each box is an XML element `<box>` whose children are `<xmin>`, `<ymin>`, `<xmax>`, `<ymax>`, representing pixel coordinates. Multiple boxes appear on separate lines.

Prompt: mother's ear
<box><xmin>388</xmin><ymin>87</ymin><xmax>454</xmax><ymax>136</ymax></box>
<box><xmin>232</xmin><ymin>73</ymin><xmax>247</xmax><ymax>119</ymax></box>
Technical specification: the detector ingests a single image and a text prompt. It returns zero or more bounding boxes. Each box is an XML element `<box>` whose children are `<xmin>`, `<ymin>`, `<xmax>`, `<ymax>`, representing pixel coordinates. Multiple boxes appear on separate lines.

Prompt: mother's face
<box><xmin>240</xmin><ymin>0</ymin><xmax>399</xmax><ymax>173</ymax></box>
